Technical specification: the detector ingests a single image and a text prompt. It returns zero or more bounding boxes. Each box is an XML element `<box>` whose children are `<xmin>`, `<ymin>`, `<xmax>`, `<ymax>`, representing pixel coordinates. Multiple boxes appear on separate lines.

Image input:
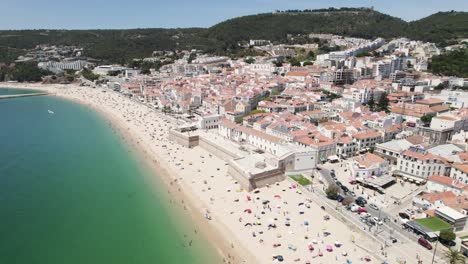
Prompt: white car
<box><xmin>369</xmin><ymin>203</ymin><xmax>379</xmax><ymax>211</ymax></box>
<box><xmin>359</xmin><ymin>212</ymin><xmax>371</xmax><ymax>218</ymax></box>
<box><xmin>372</xmin><ymin>217</ymin><xmax>384</xmax><ymax>225</ymax></box>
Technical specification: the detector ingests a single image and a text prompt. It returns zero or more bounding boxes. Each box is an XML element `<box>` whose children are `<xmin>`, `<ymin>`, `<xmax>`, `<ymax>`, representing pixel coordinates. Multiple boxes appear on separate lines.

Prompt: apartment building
<box><xmin>450</xmin><ymin>163</ymin><xmax>468</xmax><ymax>185</ymax></box>
<box><xmin>396</xmin><ymin>147</ymin><xmax>449</xmax><ymax>182</ymax></box>
<box><xmin>353</xmin><ymin>131</ymin><xmax>382</xmax><ymax>150</ymax></box>
<box><xmin>351</xmin><ymin>153</ymin><xmax>389</xmax><ymax>178</ymax></box>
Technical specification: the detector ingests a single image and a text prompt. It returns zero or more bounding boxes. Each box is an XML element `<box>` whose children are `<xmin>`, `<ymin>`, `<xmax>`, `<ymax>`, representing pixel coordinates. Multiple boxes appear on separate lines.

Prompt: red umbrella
<box><xmin>274</xmin><ymin>195</ymin><xmax>281</xmax><ymax>199</ymax></box>
<box><xmin>244</xmin><ymin>209</ymin><xmax>252</xmax><ymax>214</ymax></box>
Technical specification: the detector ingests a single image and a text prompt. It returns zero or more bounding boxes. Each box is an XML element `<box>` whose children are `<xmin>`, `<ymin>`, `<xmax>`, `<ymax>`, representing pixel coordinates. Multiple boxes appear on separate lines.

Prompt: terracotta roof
<box><xmin>354</xmin><ymin>153</ymin><xmax>386</xmax><ymax>169</ymax></box>
<box><xmin>430</xmin><ymin>105</ymin><xmax>449</xmax><ymax>112</ymax></box>
<box><xmin>453</xmin><ymin>163</ymin><xmax>468</xmax><ymax>174</ymax></box>
<box><xmin>353</xmin><ymin>131</ymin><xmax>381</xmax><ymax>140</ymax></box>
<box><xmin>434</xmin><ymin>116</ymin><xmax>457</xmax><ymax>121</ymax></box>
<box><xmin>428</xmin><ymin>175</ymin><xmax>454</xmax><ymax>186</ymax></box>
<box><xmin>402</xmin><ymin>149</ymin><xmax>443</xmax><ymax>162</ymax></box>
<box><xmin>219</xmin><ymin>118</ymin><xmax>238</xmax><ymax>129</ymax></box>
<box><xmin>286</xmin><ymin>71</ymin><xmax>309</xmax><ymax>77</ymax></box>
<box><xmin>424</xmin><ymin>209</ymin><xmax>436</xmax><ymax>217</ymax></box>
<box><xmin>238</xmin><ymin>125</ymin><xmax>283</xmax><ymax>143</ymax></box>
<box><xmin>405</xmin><ymin>135</ymin><xmax>425</xmax><ymax>145</ymax></box>
<box><xmin>416</xmin><ymin>98</ymin><xmax>444</xmax><ymax>105</ymax></box>
<box><xmin>421</xmin><ymin>191</ymin><xmax>457</xmax><ymax>204</ymax></box>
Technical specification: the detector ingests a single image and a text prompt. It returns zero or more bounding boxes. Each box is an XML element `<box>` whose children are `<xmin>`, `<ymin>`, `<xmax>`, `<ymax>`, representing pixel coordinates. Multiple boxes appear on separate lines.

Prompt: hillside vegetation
<box><xmin>429</xmin><ymin>48</ymin><xmax>468</xmax><ymax>78</ymax></box>
<box><xmin>0</xmin><ymin>9</ymin><xmax>466</xmax><ymax>63</ymax></box>
<box><xmin>0</xmin><ymin>28</ymin><xmax>216</xmax><ymax>64</ymax></box>
<box><xmin>204</xmin><ymin>9</ymin><xmax>408</xmax><ymax>48</ymax></box>
<box><xmin>408</xmin><ymin>11</ymin><xmax>468</xmax><ymax>46</ymax></box>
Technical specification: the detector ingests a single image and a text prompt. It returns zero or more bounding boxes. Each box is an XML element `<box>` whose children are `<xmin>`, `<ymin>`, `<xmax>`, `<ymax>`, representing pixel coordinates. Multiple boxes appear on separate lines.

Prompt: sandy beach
<box><xmin>2</xmin><ymin>83</ymin><xmax>419</xmax><ymax>264</ymax></box>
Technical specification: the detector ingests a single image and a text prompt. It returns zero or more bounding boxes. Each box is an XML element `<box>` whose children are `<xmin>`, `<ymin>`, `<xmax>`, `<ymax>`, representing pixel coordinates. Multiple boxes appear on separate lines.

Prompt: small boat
<box><xmin>48</xmin><ymin>110</ymin><xmax>54</xmax><ymax>114</ymax></box>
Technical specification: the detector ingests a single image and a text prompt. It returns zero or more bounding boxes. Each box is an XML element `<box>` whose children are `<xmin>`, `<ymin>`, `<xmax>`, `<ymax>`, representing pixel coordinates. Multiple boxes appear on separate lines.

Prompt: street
<box><xmin>312</xmin><ymin>165</ymin><xmax>446</xmax><ymax>263</ymax></box>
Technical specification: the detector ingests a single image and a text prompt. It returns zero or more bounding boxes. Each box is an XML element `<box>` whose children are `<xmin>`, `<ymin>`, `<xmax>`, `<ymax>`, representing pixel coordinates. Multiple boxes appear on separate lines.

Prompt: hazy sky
<box><xmin>0</xmin><ymin>0</ymin><xmax>467</xmax><ymax>29</ymax></box>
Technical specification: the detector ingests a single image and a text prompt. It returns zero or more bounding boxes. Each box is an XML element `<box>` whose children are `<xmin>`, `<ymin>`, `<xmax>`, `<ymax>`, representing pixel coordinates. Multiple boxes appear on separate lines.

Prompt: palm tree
<box><xmin>445</xmin><ymin>248</ymin><xmax>466</xmax><ymax>264</ymax></box>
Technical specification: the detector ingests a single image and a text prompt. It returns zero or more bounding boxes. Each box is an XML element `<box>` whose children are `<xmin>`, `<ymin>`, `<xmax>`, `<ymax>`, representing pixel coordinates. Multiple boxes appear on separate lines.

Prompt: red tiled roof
<box><xmin>402</xmin><ymin>150</ymin><xmax>442</xmax><ymax>162</ymax></box>
<box><xmin>453</xmin><ymin>163</ymin><xmax>468</xmax><ymax>174</ymax></box>
<box><xmin>428</xmin><ymin>175</ymin><xmax>453</xmax><ymax>186</ymax></box>
<box><xmin>353</xmin><ymin>131</ymin><xmax>381</xmax><ymax>140</ymax></box>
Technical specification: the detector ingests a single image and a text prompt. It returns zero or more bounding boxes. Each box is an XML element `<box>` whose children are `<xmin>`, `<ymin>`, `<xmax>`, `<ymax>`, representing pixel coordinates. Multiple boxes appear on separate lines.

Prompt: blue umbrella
<box><xmin>304</xmin><ymin>220</ymin><xmax>309</xmax><ymax>226</ymax></box>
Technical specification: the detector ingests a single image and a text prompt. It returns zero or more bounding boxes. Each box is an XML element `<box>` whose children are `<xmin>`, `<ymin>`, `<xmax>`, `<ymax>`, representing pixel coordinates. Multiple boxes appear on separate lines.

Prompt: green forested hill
<box><xmin>408</xmin><ymin>11</ymin><xmax>468</xmax><ymax>45</ymax></box>
<box><xmin>0</xmin><ymin>8</ymin><xmax>466</xmax><ymax>64</ymax></box>
<box><xmin>0</xmin><ymin>28</ymin><xmax>216</xmax><ymax>64</ymax></box>
<box><xmin>203</xmin><ymin>9</ymin><xmax>408</xmax><ymax>47</ymax></box>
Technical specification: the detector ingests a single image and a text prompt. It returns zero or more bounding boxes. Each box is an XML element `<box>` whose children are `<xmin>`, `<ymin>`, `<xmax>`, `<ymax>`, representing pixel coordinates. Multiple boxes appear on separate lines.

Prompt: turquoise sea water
<box><xmin>0</xmin><ymin>89</ymin><xmax>220</xmax><ymax>264</ymax></box>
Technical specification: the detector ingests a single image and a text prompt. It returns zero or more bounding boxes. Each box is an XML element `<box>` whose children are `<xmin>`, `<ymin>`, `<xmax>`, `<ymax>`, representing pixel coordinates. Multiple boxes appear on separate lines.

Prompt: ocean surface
<box><xmin>0</xmin><ymin>88</ymin><xmax>221</xmax><ymax>264</ymax></box>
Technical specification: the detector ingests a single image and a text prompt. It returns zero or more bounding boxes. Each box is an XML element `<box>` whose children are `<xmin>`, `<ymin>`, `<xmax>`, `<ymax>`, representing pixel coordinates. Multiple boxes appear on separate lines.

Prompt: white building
<box><xmin>198</xmin><ymin>114</ymin><xmax>220</xmax><ymax>129</ymax></box>
<box><xmin>450</xmin><ymin>163</ymin><xmax>468</xmax><ymax>185</ymax></box>
<box><xmin>396</xmin><ymin>147</ymin><xmax>449</xmax><ymax>182</ymax></box>
<box><xmin>375</xmin><ymin>139</ymin><xmax>414</xmax><ymax>165</ymax></box>
<box><xmin>427</xmin><ymin>175</ymin><xmax>467</xmax><ymax>196</ymax></box>
<box><xmin>351</xmin><ymin>153</ymin><xmax>389</xmax><ymax>178</ymax></box>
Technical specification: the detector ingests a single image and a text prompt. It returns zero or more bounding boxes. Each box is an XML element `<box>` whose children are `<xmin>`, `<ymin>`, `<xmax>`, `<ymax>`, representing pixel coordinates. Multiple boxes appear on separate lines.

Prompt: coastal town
<box><xmin>1</xmin><ymin>5</ymin><xmax>468</xmax><ymax>264</ymax></box>
<box><xmin>3</xmin><ymin>31</ymin><xmax>468</xmax><ymax>264</ymax></box>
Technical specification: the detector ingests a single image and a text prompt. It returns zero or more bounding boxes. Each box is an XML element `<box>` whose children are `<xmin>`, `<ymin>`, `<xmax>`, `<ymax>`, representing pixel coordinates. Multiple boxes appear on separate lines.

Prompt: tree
<box><xmin>273</xmin><ymin>61</ymin><xmax>283</xmax><ymax>67</ymax></box>
<box><xmin>244</xmin><ymin>57</ymin><xmax>255</xmax><ymax>64</ymax></box>
<box><xmin>325</xmin><ymin>184</ymin><xmax>340</xmax><ymax>200</ymax></box>
<box><xmin>81</xmin><ymin>68</ymin><xmax>99</xmax><ymax>81</ymax></box>
<box><xmin>406</xmin><ymin>61</ymin><xmax>413</xmax><ymax>69</ymax></box>
<box><xmin>288</xmin><ymin>57</ymin><xmax>301</xmax><ymax>66</ymax></box>
<box><xmin>356</xmin><ymin>51</ymin><xmax>371</xmax><ymax>57</ymax></box>
<box><xmin>367</xmin><ymin>96</ymin><xmax>375</xmax><ymax>111</ymax></box>
<box><xmin>1</xmin><ymin>62</ymin><xmax>52</xmax><ymax>82</ymax></box>
<box><xmin>439</xmin><ymin>229</ymin><xmax>456</xmax><ymax>242</ymax></box>
<box><xmin>303</xmin><ymin>60</ymin><xmax>313</xmax><ymax>66</ymax></box>
<box><xmin>342</xmin><ymin>196</ymin><xmax>354</xmax><ymax>206</ymax></box>
<box><xmin>377</xmin><ymin>92</ymin><xmax>390</xmax><ymax>112</ymax></box>
<box><xmin>434</xmin><ymin>83</ymin><xmax>445</xmax><ymax>90</ymax></box>
<box><xmin>445</xmin><ymin>248</ymin><xmax>465</xmax><ymax>264</ymax></box>
<box><xmin>140</xmin><ymin>68</ymin><xmax>151</xmax><ymax>75</ymax></box>
<box><xmin>420</xmin><ymin>114</ymin><xmax>435</xmax><ymax>124</ymax></box>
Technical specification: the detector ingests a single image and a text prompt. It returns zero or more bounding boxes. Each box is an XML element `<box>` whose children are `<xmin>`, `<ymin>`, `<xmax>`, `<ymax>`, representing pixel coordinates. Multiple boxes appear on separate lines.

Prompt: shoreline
<box><xmin>1</xmin><ymin>83</ymin><xmax>253</xmax><ymax>264</ymax></box>
<box><xmin>3</xmin><ymin>83</ymin><xmax>431</xmax><ymax>264</ymax></box>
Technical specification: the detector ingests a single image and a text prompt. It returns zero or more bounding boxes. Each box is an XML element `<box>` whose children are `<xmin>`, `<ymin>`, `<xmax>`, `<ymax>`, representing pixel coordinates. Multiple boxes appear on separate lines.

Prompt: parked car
<box><xmin>350</xmin><ymin>205</ymin><xmax>359</xmax><ymax>212</ymax></box>
<box><xmin>372</xmin><ymin>217</ymin><xmax>383</xmax><ymax>225</ymax></box>
<box><xmin>398</xmin><ymin>212</ymin><xmax>410</xmax><ymax>220</ymax></box>
<box><xmin>369</xmin><ymin>203</ymin><xmax>379</xmax><ymax>211</ymax></box>
<box><xmin>418</xmin><ymin>237</ymin><xmax>433</xmax><ymax>250</ymax></box>
<box><xmin>347</xmin><ymin>203</ymin><xmax>357</xmax><ymax>210</ymax></box>
<box><xmin>439</xmin><ymin>238</ymin><xmax>456</xmax><ymax>247</ymax></box>
<box><xmin>355</xmin><ymin>197</ymin><xmax>367</xmax><ymax>206</ymax></box>
<box><xmin>336</xmin><ymin>181</ymin><xmax>343</xmax><ymax>187</ymax></box>
<box><xmin>341</xmin><ymin>185</ymin><xmax>349</xmax><ymax>193</ymax></box>
<box><xmin>349</xmin><ymin>191</ymin><xmax>356</xmax><ymax>196</ymax></box>
<box><xmin>359</xmin><ymin>212</ymin><xmax>371</xmax><ymax>218</ymax></box>
<box><xmin>336</xmin><ymin>194</ymin><xmax>344</xmax><ymax>203</ymax></box>
<box><xmin>357</xmin><ymin>207</ymin><xmax>368</xmax><ymax>214</ymax></box>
